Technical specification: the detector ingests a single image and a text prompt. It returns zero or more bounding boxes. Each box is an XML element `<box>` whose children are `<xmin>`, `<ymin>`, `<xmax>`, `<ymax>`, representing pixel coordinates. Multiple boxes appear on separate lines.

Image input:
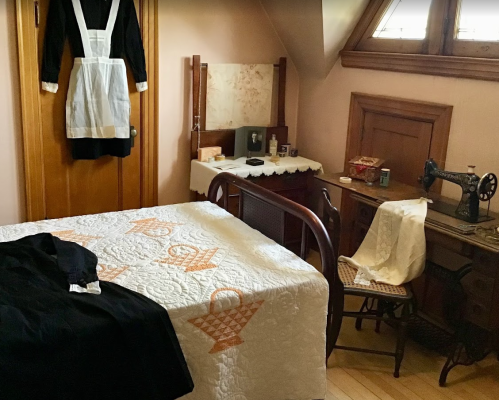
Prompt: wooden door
<box><xmin>340</xmin><ymin>93</ymin><xmax>452</xmax><ymax>256</ymax></box>
<box><xmin>17</xmin><ymin>0</ymin><xmax>158</xmax><ymax>221</ymax></box>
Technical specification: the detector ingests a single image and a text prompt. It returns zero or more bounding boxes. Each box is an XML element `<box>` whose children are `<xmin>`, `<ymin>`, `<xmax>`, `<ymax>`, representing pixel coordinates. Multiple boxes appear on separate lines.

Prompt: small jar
<box><xmin>380</xmin><ymin>168</ymin><xmax>390</xmax><ymax>187</ymax></box>
<box><xmin>215</xmin><ymin>154</ymin><xmax>225</xmax><ymax>161</ymax></box>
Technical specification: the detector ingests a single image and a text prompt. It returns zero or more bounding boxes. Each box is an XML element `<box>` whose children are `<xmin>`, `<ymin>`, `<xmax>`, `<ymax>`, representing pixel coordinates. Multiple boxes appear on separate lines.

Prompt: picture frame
<box><xmin>234</xmin><ymin>126</ymin><xmax>267</xmax><ymax>159</ymax></box>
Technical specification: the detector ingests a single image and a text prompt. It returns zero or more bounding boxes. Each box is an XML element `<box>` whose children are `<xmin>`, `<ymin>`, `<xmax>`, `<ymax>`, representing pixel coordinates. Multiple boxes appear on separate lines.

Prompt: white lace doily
<box><xmin>190</xmin><ymin>156</ymin><xmax>323</xmax><ymax>196</ymax></box>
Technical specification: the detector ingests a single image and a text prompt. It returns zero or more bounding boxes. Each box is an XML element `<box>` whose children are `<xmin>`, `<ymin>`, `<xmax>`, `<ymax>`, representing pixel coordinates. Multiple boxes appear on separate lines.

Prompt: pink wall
<box><xmin>298</xmin><ymin>61</ymin><xmax>499</xmax><ymax>213</ymax></box>
<box><xmin>0</xmin><ymin>0</ymin><xmax>24</xmax><ymax>225</ymax></box>
<box><xmin>0</xmin><ymin>0</ymin><xmax>298</xmax><ymax>225</ymax></box>
<box><xmin>157</xmin><ymin>0</ymin><xmax>299</xmax><ymax>205</ymax></box>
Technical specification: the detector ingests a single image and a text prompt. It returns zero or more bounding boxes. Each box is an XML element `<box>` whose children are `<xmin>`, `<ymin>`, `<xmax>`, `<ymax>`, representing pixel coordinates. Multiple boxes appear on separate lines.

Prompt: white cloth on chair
<box><xmin>339</xmin><ymin>198</ymin><xmax>429</xmax><ymax>286</ymax></box>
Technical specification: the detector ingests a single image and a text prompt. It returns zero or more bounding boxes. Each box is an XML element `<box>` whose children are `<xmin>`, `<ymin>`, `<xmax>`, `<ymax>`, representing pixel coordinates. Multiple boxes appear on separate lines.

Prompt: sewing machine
<box><xmin>423</xmin><ymin>159</ymin><xmax>497</xmax><ymax>223</ymax></box>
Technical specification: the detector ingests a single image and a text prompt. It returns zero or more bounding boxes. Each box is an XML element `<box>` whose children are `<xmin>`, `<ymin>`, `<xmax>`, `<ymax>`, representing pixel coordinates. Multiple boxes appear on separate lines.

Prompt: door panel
<box><xmin>37</xmin><ymin>0</ymin><xmax>141</xmax><ymax>219</ymax></box>
<box><xmin>362</xmin><ymin>112</ymin><xmax>433</xmax><ymax>187</ymax></box>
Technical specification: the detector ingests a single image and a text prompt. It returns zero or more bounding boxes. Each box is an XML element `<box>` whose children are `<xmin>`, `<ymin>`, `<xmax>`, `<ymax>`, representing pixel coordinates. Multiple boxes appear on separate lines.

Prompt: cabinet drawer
<box><xmin>473</xmin><ymin>249</ymin><xmax>499</xmax><ymax>277</ymax></box>
<box><xmin>462</xmin><ymin>271</ymin><xmax>495</xmax><ymax>303</ymax></box>
<box><xmin>356</xmin><ymin>202</ymin><xmax>375</xmax><ymax>226</ymax></box>
<box><xmin>465</xmin><ymin>297</ymin><xmax>491</xmax><ymax>329</ymax></box>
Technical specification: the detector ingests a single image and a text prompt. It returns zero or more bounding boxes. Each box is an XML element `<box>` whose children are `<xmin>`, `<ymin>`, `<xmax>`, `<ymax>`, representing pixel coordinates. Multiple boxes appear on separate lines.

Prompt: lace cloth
<box><xmin>190</xmin><ymin>156</ymin><xmax>323</xmax><ymax>196</ymax></box>
<box><xmin>339</xmin><ymin>198</ymin><xmax>429</xmax><ymax>286</ymax></box>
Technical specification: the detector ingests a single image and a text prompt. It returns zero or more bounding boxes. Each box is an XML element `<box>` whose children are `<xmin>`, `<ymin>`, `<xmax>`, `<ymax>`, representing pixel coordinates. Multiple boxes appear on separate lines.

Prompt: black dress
<box><xmin>41</xmin><ymin>0</ymin><xmax>147</xmax><ymax>160</ymax></box>
<box><xmin>0</xmin><ymin>233</ymin><xmax>194</xmax><ymax>399</ymax></box>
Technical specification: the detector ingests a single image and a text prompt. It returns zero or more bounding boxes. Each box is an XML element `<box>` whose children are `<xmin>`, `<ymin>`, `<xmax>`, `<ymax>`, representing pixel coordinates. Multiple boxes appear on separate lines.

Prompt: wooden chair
<box><xmin>321</xmin><ymin>188</ymin><xmax>414</xmax><ymax>378</ymax></box>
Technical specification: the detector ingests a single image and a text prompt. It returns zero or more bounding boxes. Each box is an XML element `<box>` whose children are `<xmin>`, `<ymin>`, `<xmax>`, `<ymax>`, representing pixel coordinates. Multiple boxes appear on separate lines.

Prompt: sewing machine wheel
<box><xmin>478</xmin><ymin>173</ymin><xmax>497</xmax><ymax>201</ymax></box>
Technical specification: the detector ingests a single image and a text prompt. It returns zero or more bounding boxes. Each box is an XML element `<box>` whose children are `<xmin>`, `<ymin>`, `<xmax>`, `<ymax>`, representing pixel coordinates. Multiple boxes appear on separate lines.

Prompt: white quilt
<box><xmin>0</xmin><ymin>202</ymin><xmax>328</xmax><ymax>400</ymax></box>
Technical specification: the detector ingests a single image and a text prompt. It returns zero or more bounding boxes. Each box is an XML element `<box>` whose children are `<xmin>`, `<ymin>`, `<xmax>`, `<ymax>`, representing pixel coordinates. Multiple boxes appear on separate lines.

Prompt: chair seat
<box><xmin>338</xmin><ymin>261</ymin><xmax>412</xmax><ymax>300</ymax></box>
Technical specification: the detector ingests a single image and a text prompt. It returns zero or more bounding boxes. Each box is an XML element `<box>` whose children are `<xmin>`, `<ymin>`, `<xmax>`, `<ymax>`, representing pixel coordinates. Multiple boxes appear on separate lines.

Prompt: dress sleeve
<box><xmin>124</xmin><ymin>0</ymin><xmax>148</xmax><ymax>92</ymax></box>
<box><xmin>41</xmin><ymin>0</ymin><xmax>67</xmax><ymax>93</ymax></box>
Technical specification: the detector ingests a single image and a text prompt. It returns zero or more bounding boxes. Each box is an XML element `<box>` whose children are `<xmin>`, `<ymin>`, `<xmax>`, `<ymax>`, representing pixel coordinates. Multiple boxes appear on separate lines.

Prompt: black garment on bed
<box><xmin>0</xmin><ymin>233</ymin><xmax>194</xmax><ymax>400</ymax></box>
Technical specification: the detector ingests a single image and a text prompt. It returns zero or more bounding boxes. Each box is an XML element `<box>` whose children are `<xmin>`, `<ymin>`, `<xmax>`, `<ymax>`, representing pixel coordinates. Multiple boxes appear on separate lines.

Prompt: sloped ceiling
<box><xmin>261</xmin><ymin>0</ymin><xmax>369</xmax><ymax>78</ymax></box>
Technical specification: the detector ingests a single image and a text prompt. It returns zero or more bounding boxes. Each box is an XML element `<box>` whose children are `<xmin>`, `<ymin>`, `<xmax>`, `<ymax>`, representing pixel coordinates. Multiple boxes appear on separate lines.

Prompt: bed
<box><xmin>0</xmin><ymin>173</ymin><xmax>340</xmax><ymax>399</ymax></box>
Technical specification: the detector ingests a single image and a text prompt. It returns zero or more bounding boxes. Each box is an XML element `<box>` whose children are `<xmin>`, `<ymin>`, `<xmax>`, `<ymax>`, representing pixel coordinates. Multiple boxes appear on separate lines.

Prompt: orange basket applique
<box><xmin>188</xmin><ymin>288</ymin><xmax>264</xmax><ymax>353</ymax></box>
<box><xmin>98</xmin><ymin>264</ymin><xmax>129</xmax><ymax>282</ymax></box>
<box><xmin>126</xmin><ymin>218</ymin><xmax>182</xmax><ymax>237</ymax></box>
<box><xmin>51</xmin><ymin>230</ymin><xmax>102</xmax><ymax>247</ymax></box>
<box><xmin>156</xmin><ymin>244</ymin><xmax>219</xmax><ymax>272</ymax></box>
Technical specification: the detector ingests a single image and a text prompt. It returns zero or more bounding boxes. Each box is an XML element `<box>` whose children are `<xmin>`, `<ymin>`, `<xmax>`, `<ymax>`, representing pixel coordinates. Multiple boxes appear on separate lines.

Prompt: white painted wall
<box><xmin>262</xmin><ymin>0</ymin><xmax>368</xmax><ymax>78</ymax></box>
<box><xmin>0</xmin><ymin>0</ymin><xmax>24</xmax><ymax>225</ymax></box>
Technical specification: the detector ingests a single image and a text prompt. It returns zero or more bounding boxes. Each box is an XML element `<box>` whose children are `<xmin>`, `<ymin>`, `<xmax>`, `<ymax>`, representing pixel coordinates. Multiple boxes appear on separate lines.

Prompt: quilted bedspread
<box><xmin>0</xmin><ymin>202</ymin><xmax>328</xmax><ymax>400</ymax></box>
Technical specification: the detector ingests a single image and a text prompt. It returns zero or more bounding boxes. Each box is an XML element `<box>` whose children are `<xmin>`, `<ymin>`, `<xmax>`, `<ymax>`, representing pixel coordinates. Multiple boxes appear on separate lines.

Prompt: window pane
<box><xmin>457</xmin><ymin>0</ymin><xmax>499</xmax><ymax>41</ymax></box>
<box><xmin>373</xmin><ymin>0</ymin><xmax>432</xmax><ymax>39</ymax></box>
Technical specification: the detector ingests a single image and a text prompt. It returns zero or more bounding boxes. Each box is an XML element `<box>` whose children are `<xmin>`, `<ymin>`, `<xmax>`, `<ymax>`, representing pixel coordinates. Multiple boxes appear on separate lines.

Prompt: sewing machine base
<box><xmin>429</xmin><ymin>200</ymin><xmax>494</xmax><ymax>223</ymax></box>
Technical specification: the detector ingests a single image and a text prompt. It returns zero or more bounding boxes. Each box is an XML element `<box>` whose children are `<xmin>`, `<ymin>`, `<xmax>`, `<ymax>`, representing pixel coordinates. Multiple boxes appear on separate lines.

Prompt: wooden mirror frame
<box><xmin>190</xmin><ymin>55</ymin><xmax>288</xmax><ymax>159</ymax></box>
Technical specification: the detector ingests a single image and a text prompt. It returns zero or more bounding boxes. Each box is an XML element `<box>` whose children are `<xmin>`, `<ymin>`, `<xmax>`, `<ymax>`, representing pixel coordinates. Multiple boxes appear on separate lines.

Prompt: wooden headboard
<box><xmin>190</xmin><ymin>55</ymin><xmax>289</xmax><ymax>159</ymax></box>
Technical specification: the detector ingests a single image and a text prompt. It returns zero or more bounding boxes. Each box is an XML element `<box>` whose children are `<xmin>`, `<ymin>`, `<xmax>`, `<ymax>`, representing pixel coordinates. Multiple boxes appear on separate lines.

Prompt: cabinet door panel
<box><xmin>362</xmin><ymin>112</ymin><xmax>432</xmax><ymax>187</ymax></box>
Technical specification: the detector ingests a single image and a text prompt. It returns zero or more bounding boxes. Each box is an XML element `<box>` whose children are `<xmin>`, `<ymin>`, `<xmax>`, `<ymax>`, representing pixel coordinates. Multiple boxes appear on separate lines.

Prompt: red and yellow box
<box><xmin>348</xmin><ymin>156</ymin><xmax>385</xmax><ymax>183</ymax></box>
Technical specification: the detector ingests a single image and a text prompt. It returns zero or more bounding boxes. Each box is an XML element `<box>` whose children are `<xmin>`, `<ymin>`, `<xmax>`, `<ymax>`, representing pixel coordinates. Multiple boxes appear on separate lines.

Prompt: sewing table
<box><xmin>316</xmin><ymin>172</ymin><xmax>499</xmax><ymax>386</ymax></box>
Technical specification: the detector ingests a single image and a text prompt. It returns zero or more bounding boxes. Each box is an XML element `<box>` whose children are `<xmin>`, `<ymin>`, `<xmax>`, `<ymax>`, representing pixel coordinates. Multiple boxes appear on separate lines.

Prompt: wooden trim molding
<box><xmin>341</xmin><ymin>50</ymin><xmax>499</xmax><ymax>83</ymax></box>
<box><xmin>342</xmin><ymin>0</ymin><xmax>499</xmax><ymax>82</ymax></box>
<box><xmin>140</xmin><ymin>0</ymin><xmax>159</xmax><ymax>208</ymax></box>
<box><xmin>342</xmin><ymin>0</ymin><xmax>385</xmax><ymax>51</ymax></box>
<box><xmin>16</xmin><ymin>0</ymin><xmax>158</xmax><ymax>220</ymax></box>
<box><xmin>16</xmin><ymin>0</ymin><xmax>46</xmax><ymax>221</ymax></box>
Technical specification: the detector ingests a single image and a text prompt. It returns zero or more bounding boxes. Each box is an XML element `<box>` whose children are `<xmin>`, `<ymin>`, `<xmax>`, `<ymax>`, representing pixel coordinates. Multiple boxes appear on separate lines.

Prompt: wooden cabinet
<box><xmin>219</xmin><ymin>170</ymin><xmax>314</xmax><ymax>249</ymax></box>
<box><xmin>462</xmin><ymin>250</ymin><xmax>499</xmax><ymax>330</ymax></box>
<box><xmin>316</xmin><ymin>173</ymin><xmax>499</xmax><ymax>336</ymax></box>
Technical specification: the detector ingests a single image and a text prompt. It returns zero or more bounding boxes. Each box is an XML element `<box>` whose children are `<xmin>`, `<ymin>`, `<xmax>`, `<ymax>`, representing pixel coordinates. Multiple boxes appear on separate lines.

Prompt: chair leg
<box><xmin>326</xmin><ymin>284</ymin><xmax>345</xmax><ymax>361</ymax></box>
<box><xmin>375</xmin><ymin>299</ymin><xmax>384</xmax><ymax>333</ymax></box>
<box><xmin>394</xmin><ymin>302</ymin><xmax>410</xmax><ymax>378</ymax></box>
<box><xmin>355</xmin><ymin>298</ymin><xmax>368</xmax><ymax>331</ymax></box>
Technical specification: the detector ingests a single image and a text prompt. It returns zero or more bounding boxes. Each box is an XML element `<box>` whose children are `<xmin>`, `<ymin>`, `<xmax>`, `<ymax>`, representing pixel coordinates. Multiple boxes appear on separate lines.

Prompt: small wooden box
<box><xmin>348</xmin><ymin>156</ymin><xmax>385</xmax><ymax>183</ymax></box>
<box><xmin>198</xmin><ymin>146</ymin><xmax>222</xmax><ymax>162</ymax></box>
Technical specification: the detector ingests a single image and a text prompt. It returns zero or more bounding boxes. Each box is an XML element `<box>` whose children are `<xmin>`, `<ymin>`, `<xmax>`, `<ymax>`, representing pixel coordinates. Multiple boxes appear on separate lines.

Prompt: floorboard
<box><xmin>307</xmin><ymin>251</ymin><xmax>499</xmax><ymax>399</ymax></box>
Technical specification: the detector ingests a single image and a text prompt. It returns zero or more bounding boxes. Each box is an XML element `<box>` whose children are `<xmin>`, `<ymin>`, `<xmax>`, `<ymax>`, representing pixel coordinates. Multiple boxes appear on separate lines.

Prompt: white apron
<box><xmin>66</xmin><ymin>0</ymin><xmax>130</xmax><ymax>139</ymax></box>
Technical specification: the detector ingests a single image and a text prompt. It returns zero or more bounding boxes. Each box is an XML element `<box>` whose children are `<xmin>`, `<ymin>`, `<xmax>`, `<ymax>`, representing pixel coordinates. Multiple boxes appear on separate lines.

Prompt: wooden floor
<box><xmin>307</xmin><ymin>252</ymin><xmax>499</xmax><ymax>400</ymax></box>
<box><xmin>326</xmin><ymin>295</ymin><xmax>499</xmax><ymax>400</ymax></box>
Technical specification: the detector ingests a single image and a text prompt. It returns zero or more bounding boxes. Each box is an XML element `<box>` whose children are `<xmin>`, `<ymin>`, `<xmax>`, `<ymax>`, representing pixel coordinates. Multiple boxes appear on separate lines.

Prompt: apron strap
<box><xmin>106</xmin><ymin>0</ymin><xmax>121</xmax><ymax>37</ymax></box>
<box><xmin>71</xmin><ymin>0</ymin><xmax>92</xmax><ymax>58</ymax></box>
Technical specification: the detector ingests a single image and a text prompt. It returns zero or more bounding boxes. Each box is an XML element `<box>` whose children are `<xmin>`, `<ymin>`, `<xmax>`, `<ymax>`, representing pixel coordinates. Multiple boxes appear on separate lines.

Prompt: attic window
<box><xmin>456</xmin><ymin>0</ymin><xmax>499</xmax><ymax>41</ymax></box>
<box><xmin>341</xmin><ymin>0</ymin><xmax>499</xmax><ymax>82</ymax></box>
<box><xmin>373</xmin><ymin>0</ymin><xmax>432</xmax><ymax>39</ymax></box>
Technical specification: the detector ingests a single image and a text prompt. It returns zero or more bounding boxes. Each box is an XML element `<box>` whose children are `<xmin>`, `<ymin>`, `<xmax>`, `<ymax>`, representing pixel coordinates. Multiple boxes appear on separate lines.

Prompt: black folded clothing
<box><xmin>0</xmin><ymin>233</ymin><xmax>194</xmax><ymax>400</ymax></box>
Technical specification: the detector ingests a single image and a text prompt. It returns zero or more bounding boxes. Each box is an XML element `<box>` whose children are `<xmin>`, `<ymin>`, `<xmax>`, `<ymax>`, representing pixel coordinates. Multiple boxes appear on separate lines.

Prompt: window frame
<box><xmin>341</xmin><ymin>0</ymin><xmax>499</xmax><ymax>82</ymax></box>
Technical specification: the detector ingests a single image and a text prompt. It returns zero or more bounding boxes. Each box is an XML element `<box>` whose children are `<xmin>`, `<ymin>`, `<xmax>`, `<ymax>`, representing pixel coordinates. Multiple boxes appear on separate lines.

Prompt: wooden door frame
<box><xmin>16</xmin><ymin>0</ymin><xmax>158</xmax><ymax>222</ymax></box>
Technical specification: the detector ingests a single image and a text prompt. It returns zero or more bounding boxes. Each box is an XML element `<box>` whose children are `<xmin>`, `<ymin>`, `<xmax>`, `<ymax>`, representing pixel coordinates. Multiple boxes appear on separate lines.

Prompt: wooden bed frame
<box><xmin>208</xmin><ymin>172</ymin><xmax>344</xmax><ymax>360</ymax></box>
